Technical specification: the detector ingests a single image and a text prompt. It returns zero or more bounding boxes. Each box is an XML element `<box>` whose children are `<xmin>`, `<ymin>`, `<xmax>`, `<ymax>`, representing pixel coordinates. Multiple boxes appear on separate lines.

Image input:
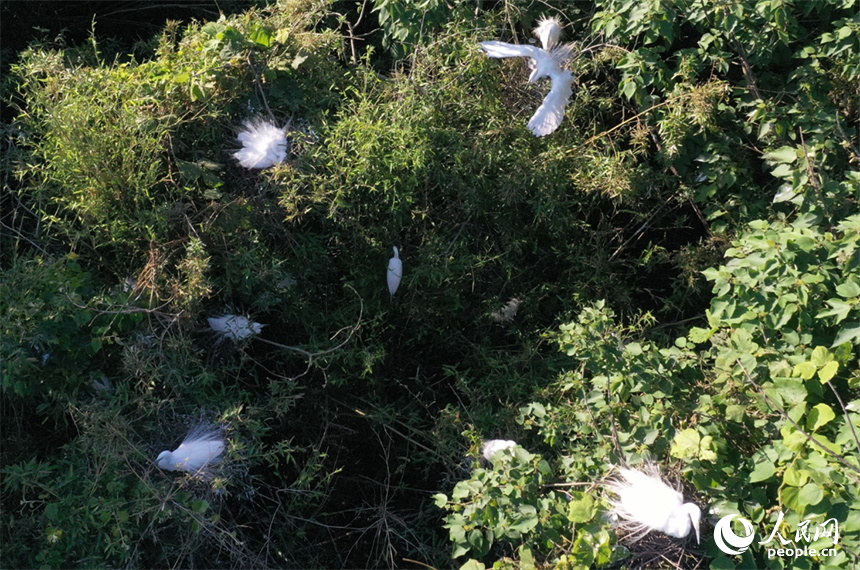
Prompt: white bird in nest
<box><xmin>233</xmin><ymin>116</ymin><xmax>289</xmax><ymax>169</ymax></box>
<box><xmin>156</xmin><ymin>425</ymin><xmax>225</xmax><ymax>474</ymax></box>
<box><xmin>481</xmin><ymin>439</ymin><xmax>517</xmax><ymax>463</ymax></box>
<box><xmin>605</xmin><ymin>464</ymin><xmax>702</xmax><ymax>544</ymax></box>
<box><xmin>480</xmin><ymin>16</ymin><xmax>576</xmax><ymax>137</ymax></box>
<box><xmin>208</xmin><ymin>314</ymin><xmax>265</xmax><ymax>341</ymax></box>
<box><xmin>387</xmin><ymin>246</ymin><xmax>403</xmax><ymax>297</ymax></box>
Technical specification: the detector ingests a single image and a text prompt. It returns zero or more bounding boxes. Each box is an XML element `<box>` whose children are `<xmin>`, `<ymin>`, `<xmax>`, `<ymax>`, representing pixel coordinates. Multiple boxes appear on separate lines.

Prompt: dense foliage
<box><xmin>2</xmin><ymin>0</ymin><xmax>858</xmax><ymax>568</ymax></box>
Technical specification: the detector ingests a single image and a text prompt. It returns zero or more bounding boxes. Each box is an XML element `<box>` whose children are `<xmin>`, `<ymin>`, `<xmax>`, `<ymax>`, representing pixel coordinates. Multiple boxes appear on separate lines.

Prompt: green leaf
<box><xmin>765</xmin><ymin>146</ymin><xmax>798</xmax><ymax>164</ymax></box>
<box><xmin>670</xmin><ymin>429</ymin><xmax>700</xmax><ymax>459</ymax></box>
<box><xmin>433</xmin><ymin>493</ymin><xmax>448</xmax><ymax>508</ymax></box>
<box><xmin>191</xmin><ymin>499</ymin><xmax>210</xmax><ymax>514</ymax></box>
<box><xmin>783</xmin><ymin>466</ymin><xmax>809</xmax><ymax>487</ymax></box>
<box><xmin>832</xmin><ymin>322</ymin><xmax>860</xmax><ymax>347</ymax></box>
<box><xmin>798</xmin><ymin>482</ymin><xmax>824</xmax><ymax>506</ymax></box>
<box><xmin>567</xmin><ymin>492</ymin><xmax>596</xmax><ymax>523</ymax></box>
<box><xmin>836</xmin><ymin>281</ymin><xmax>860</xmax><ymax>298</ymax></box>
<box><xmin>725</xmin><ymin>405</ymin><xmax>746</xmax><ymax>422</ymax></box>
<box><xmin>749</xmin><ymin>452</ymin><xmax>775</xmax><ymax>483</ymax></box>
<box><xmin>810</xmin><ymin>346</ymin><xmax>833</xmax><ymax>367</ymax></box>
<box><xmin>249</xmin><ymin>27</ymin><xmax>272</xmax><ymax>47</ymax></box>
<box><xmin>793</xmin><ymin>361</ymin><xmax>817</xmax><ymax>380</ymax></box>
<box><xmin>688</xmin><ymin>326</ymin><xmax>715</xmax><ymax>344</ymax></box>
<box><xmin>467</xmin><ymin>529</ymin><xmax>489</xmax><ymax>557</ymax></box>
<box><xmin>781</xmin><ymin>485</ymin><xmax>802</xmax><ymax>510</ymax></box>
<box><xmin>518</xmin><ymin>545</ymin><xmax>535</xmax><ymax>570</ymax></box>
<box><xmin>818</xmin><ymin>361</ymin><xmax>839</xmax><ymax>383</ymax></box>
<box><xmin>807</xmin><ymin>404</ymin><xmax>836</xmax><ymax>431</ymax></box>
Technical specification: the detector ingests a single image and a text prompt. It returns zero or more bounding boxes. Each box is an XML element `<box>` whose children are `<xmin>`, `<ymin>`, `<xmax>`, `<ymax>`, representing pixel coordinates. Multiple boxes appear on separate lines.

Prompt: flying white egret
<box><xmin>481</xmin><ymin>439</ymin><xmax>517</xmax><ymax>463</ymax></box>
<box><xmin>605</xmin><ymin>464</ymin><xmax>702</xmax><ymax>543</ymax></box>
<box><xmin>208</xmin><ymin>314</ymin><xmax>265</xmax><ymax>341</ymax></box>
<box><xmin>480</xmin><ymin>17</ymin><xmax>576</xmax><ymax>137</ymax></box>
<box><xmin>233</xmin><ymin>117</ymin><xmax>288</xmax><ymax>169</ymax></box>
<box><xmin>156</xmin><ymin>425</ymin><xmax>225</xmax><ymax>474</ymax></box>
<box><xmin>387</xmin><ymin>246</ymin><xmax>402</xmax><ymax>297</ymax></box>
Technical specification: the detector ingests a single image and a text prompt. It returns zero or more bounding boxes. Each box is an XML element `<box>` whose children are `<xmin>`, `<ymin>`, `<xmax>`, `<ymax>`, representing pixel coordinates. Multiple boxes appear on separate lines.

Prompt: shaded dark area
<box><xmin>0</xmin><ymin>1</ymin><xmax>267</xmax><ymax>122</ymax></box>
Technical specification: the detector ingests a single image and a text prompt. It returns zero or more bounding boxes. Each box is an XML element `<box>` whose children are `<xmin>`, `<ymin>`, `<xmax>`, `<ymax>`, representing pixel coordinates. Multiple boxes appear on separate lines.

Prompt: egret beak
<box><xmin>691</xmin><ymin>513</ymin><xmax>701</xmax><ymax>544</ymax></box>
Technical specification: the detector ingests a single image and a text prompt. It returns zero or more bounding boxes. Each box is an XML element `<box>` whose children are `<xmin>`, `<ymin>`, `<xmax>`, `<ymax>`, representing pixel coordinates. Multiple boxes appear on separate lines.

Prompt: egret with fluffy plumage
<box><xmin>387</xmin><ymin>246</ymin><xmax>402</xmax><ymax>297</ymax></box>
<box><xmin>480</xmin><ymin>16</ymin><xmax>576</xmax><ymax>136</ymax></box>
<box><xmin>605</xmin><ymin>464</ymin><xmax>702</xmax><ymax>543</ymax></box>
<box><xmin>233</xmin><ymin>117</ymin><xmax>288</xmax><ymax>169</ymax></box>
<box><xmin>208</xmin><ymin>314</ymin><xmax>265</xmax><ymax>341</ymax></box>
<box><xmin>156</xmin><ymin>426</ymin><xmax>225</xmax><ymax>474</ymax></box>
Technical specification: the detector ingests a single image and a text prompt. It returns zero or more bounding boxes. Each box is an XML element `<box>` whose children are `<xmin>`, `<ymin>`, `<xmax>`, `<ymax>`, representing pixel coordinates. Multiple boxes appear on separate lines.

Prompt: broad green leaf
<box><xmin>836</xmin><ymin>281</ymin><xmax>860</xmax><ymax>298</ymax></box>
<box><xmin>699</xmin><ymin>435</ymin><xmax>718</xmax><ymax>462</ymax></box>
<box><xmin>688</xmin><ymin>326</ymin><xmax>715</xmax><ymax>344</ymax></box>
<box><xmin>807</xmin><ymin>404</ymin><xmax>836</xmax><ymax>431</ymax></box>
<box><xmin>670</xmin><ymin>429</ymin><xmax>700</xmax><ymax>459</ymax></box>
<box><xmin>818</xmin><ymin>361</ymin><xmax>839</xmax><ymax>383</ymax></box>
<box><xmin>783</xmin><ymin>466</ymin><xmax>809</xmax><ymax>487</ymax></box>
<box><xmin>781</xmin><ymin>485</ymin><xmax>802</xmax><ymax>510</ymax></box>
<box><xmin>765</xmin><ymin>146</ymin><xmax>798</xmax><ymax>164</ymax></box>
<box><xmin>793</xmin><ymin>361</ymin><xmax>817</xmax><ymax>380</ymax></box>
<box><xmin>811</xmin><ymin>346</ymin><xmax>833</xmax><ymax>367</ymax></box>
<box><xmin>467</xmin><ymin>529</ymin><xmax>489</xmax><ymax>557</ymax></box>
<box><xmin>726</xmin><ymin>405</ymin><xmax>746</xmax><ymax>422</ymax></box>
<box><xmin>749</xmin><ymin>455</ymin><xmax>776</xmax><ymax>483</ymax></box>
<box><xmin>832</xmin><ymin>322</ymin><xmax>860</xmax><ymax>347</ymax></box>
<box><xmin>518</xmin><ymin>546</ymin><xmax>535</xmax><ymax>570</ymax></box>
<box><xmin>567</xmin><ymin>492</ymin><xmax>596</xmax><ymax>523</ymax></box>
<box><xmin>798</xmin><ymin>483</ymin><xmax>824</xmax><ymax>506</ymax></box>
<box><xmin>781</xmin><ymin>426</ymin><xmax>807</xmax><ymax>452</ymax></box>
<box><xmin>249</xmin><ymin>27</ymin><xmax>272</xmax><ymax>47</ymax></box>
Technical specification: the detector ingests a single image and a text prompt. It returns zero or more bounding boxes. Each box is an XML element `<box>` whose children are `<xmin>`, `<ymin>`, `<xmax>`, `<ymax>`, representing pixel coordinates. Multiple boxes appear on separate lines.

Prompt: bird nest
<box><xmin>613</xmin><ymin>528</ymin><xmax>708</xmax><ymax>570</ymax></box>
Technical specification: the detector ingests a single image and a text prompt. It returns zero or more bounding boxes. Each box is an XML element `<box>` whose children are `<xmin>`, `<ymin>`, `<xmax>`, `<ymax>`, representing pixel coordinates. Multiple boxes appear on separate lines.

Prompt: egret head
<box><xmin>156</xmin><ymin>450</ymin><xmax>175</xmax><ymax>471</ymax></box>
<box><xmin>665</xmin><ymin>502</ymin><xmax>702</xmax><ymax>543</ymax></box>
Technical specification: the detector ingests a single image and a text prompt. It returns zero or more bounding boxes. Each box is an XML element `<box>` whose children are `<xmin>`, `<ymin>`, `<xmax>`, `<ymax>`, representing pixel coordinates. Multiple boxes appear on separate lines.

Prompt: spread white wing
<box><xmin>528</xmin><ymin>70</ymin><xmax>575</xmax><ymax>137</ymax></box>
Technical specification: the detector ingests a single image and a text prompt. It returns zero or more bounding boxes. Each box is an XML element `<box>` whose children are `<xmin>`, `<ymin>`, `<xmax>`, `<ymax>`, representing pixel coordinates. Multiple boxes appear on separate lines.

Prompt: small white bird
<box><xmin>480</xmin><ymin>16</ymin><xmax>576</xmax><ymax>136</ymax></box>
<box><xmin>156</xmin><ymin>426</ymin><xmax>225</xmax><ymax>473</ymax></box>
<box><xmin>387</xmin><ymin>246</ymin><xmax>403</xmax><ymax>297</ymax></box>
<box><xmin>605</xmin><ymin>465</ymin><xmax>702</xmax><ymax>544</ymax></box>
<box><xmin>208</xmin><ymin>314</ymin><xmax>265</xmax><ymax>341</ymax></box>
<box><xmin>481</xmin><ymin>439</ymin><xmax>517</xmax><ymax>463</ymax></box>
<box><xmin>491</xmin><ymin>298</ymin><xmax>521</xmax><ymax>323</ymax></box>
<box><xmin>233</xmin><ymin>117</ymin><xmax>288</xmax><ymax>169</ymax></box>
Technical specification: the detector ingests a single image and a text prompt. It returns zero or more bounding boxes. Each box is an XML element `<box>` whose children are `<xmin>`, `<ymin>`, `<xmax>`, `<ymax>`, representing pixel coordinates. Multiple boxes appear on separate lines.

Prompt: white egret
<box><xmin>491</xmin><ymin>298</ymin><xmax>521</xmax><ymax>323</ymax></box>
<box><xmin>233</xmin><ymin>117</ymin><xmax>288</xmax><ymax>169</ymax></box>
<box><xmin>605</xmin><ymin>464</ymin><xmax>702</xmax><ymax>543</ymax></box>
<box><xmin>480</xmin><ymin>16</ymin><xmax>576</xmax><ymax>137</ymax></box>
<box><xmin>156</xmin><ymin>425</ymin><xmax>225</xmax><ymax>474</ymax></box>
<box><xmin>387</xmin><ymin>246</ymin><xmax>403</xmax><ymax>297</ymax></box>
<box><xmin>481</xmin><ymin>439</ymin><xmax>517</xmax><ymax>463</ymax></box>
<box><xmin>208</xmin><ymin>314</ymin><xmax>265</xmax><ymax>341</ymax></box>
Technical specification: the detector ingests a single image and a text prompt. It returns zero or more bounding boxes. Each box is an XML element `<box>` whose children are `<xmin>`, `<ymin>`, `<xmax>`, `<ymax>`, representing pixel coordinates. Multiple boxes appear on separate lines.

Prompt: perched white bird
<box><xmin>387</xmin><ymin>246</ymin><xmax>403</xmax><ymax>297</ymax></box>
<box><xmin>605</xmin><ymin>465</ymin><xmax>702</xmax><ymax>544</ymax></box>
<box><xmin>156</xmin><ymin>426</ymin><xmax>225</xmax><ymax>473</ymax></box>
<box><xmin>480</xmin><ymin>16</ymin><xmax>576</xmax><ymax>136</ymax></box>
<box><xmin>481</xmin><ymin>439</ymin><xmax>517</xmax><ymax>463</ymax></box>
<box><xmin>208</xmin><ymin>314</ymin><xmax>265</xmax><ymax>341</ymax></box>
<box><xmin>233</xmin><ymin>117</ymin><xmax>288</xmax><ymax>169</ymax></box>
<box><xmin>491</xmin><ymin>298</ymin><xmax>521</xmax><ymax>323</ymax></box>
